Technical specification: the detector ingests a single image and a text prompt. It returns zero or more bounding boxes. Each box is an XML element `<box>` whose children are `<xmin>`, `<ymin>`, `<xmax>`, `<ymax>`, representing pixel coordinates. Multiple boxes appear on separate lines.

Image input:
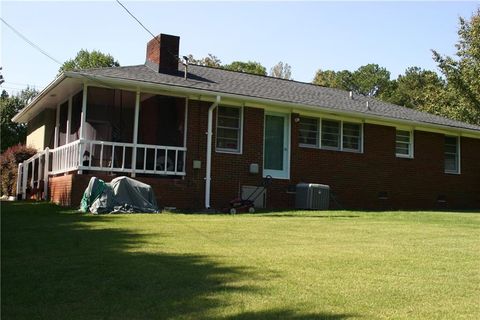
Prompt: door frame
<box><xmin>263</xmin><ymin>111</ymin><xmax>290</xmax><ymax>179</ymax></box>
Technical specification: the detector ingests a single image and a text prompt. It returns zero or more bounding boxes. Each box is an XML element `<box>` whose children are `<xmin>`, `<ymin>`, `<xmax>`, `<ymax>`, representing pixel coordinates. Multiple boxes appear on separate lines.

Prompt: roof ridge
<box><xmin>185</xmin><ymin>62</ymin><xmax>351</xmax><ymax>93</ymax></box>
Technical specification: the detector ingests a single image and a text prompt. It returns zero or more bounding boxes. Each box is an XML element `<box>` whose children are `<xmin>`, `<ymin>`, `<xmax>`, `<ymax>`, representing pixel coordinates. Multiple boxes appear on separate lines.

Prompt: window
<box><xmin>298</xmin><ymin>117</ymin><xmax>318</xmax><ymax>147</ymax></box>
<box><xmin>216</xmin><ymin>106</ymin><xmax>242</xmax><ymax>153</ymax></box>
<box><xmin>343</xmin><ymin>122</ymin><xmax>361</xmax><ymax>151</ymax></box>
<box><xmin>395</xmin><ymin>130</ymin><xmax>413</xmax><ymax>158</ymax></box>
<box><xmin>321</xmin><ymin>119</ymin><xmax>340</xmax><ymax>149</ymax></box>
<box><xmin>444</xmin><ymin>136</ymin><xmax>460</xmax><ymax>174</ymax></box>
<box><xmin>298</xmin><ymin>116</ymin><xmax>362</xmax><ymax>153</ymax></box>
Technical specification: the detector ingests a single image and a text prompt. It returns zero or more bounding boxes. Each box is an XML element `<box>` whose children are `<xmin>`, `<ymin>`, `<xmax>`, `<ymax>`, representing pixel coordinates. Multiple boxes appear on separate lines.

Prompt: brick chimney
<box><xmin>145</xmin><ymin>34</ymin><xmax>180</xmax><ymax>73</ymax></box>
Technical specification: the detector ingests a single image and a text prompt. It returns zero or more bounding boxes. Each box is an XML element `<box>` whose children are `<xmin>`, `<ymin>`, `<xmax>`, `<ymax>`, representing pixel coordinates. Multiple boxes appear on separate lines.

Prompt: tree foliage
<box><xmin>270</xmin><ymin>61</ymin><xmax>292</xmax><ymax>80</ymax></box>
<box><xmin>432</xmin><ymin>9</ymin><xmax>480</xmax><ymax>124</ymax></box>
<box><xmin>1</xmin><ymin>88</ymin><xmax>39</xmax><ymax>152</ymax></box>
<box><xmin>186</xmin><ymin>53</ymin><xmax>222</xmax><ymax>68</ymax></box>
<box><xmin>223</xmin><ymin>61</ymin><xmax>267</xmax><ymax>76</ymax></box>
<box><xmin>313</xmin><ymin>64</ymin><xmax>390</xmax><ymax>97</ymax></box>
<box><xmin>383</xmin><ymin>67</ymin><xmax>445</xmax><ymax>109</ymax></box>
<box><xmin>0</xmin><ymin>144</ymin><xmax>37</xmax><ymax>196</ymax></box>
<box><xmin>59</xmin><ymin>49</ymin><xmax>120</xmax><ymax>74</ymax></box>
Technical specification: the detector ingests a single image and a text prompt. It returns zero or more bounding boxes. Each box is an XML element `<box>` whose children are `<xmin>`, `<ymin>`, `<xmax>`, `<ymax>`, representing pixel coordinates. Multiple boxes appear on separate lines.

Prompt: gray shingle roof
<box><xmin>73</xmin><ymin>63</ymin><xmax>480</xmax><ymax>132</ymax></box>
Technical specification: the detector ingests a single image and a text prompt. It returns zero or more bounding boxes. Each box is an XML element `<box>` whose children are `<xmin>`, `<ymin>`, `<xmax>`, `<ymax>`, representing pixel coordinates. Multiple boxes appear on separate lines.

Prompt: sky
<box><xmin>1</xmin><ymin>1</ymin><xmax>479</xmax><ymax>96</ymax></box>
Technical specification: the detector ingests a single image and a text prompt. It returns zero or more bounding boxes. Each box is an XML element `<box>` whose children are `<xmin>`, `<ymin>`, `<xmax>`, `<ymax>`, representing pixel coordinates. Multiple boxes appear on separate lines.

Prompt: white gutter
<box><xmin>64</xmin><ymin>72</ymin><xmax>480</xmax><ymax>138</ymax></box>
<box><xmin>205</xmin><ymin>95</ymin><xmax>221</xmax><ymax>209</ymax></box>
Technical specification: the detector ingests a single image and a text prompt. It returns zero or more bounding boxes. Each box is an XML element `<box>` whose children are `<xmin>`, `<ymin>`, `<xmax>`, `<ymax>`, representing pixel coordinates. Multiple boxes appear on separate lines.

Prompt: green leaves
<box><xmin>0</xmin><ymin>88</ymin><xmax>38</xmax><ymax>152</ymax></box>
<box><xmin>223</xmin><ymin>61</ymin><xmax>267</xmax><ymax>76</ymax></box>
<box><xmin>313</xmin><ymin>64</ymin><xmax>390</xmax><ymax>97</ymax></box>
<box><xmin>58</xmin><ymin>49</ymin><xmax>120</xmax><ymax>74</ymax></box>
<box><xmin>311</xmin><ymin>9</ymin><xmax>480</xmax><ymax>126</ymax></box>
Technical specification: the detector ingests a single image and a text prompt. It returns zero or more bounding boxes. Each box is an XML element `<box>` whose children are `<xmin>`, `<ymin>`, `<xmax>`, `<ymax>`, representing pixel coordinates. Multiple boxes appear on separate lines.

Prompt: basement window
<box><xmin>216</xmin><ymin>106</ymin><xmax>243</xmax><ymax>153</ymax></box>
<box><xmin>444</xmin><ymin>136</ymin><xmax>460</xmax><ymax>174</ymax></box>
<box><xmin>395</xmin><ymin>130</ymin><xmax>413</xmax><ymax>158</ymax></box>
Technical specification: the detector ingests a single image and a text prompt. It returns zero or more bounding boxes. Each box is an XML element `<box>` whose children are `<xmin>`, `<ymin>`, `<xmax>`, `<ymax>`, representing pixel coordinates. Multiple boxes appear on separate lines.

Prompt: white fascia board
<box><xmin>12</xmin><ymin>74</ymin><xmax>67</xmax><ymax>123</ymax></box>
<box><xmin>66</xmin><ymin>72</ymin><xmax>480</xmax><ymax>139</ymax></box>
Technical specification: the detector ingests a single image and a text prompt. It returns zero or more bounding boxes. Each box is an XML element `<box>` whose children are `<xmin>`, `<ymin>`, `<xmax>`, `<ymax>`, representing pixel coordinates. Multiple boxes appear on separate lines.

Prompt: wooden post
<box><xmin>22</xmin><ymin>161</ymin><xmax>28</xmax><ymax>200</ymax></box>
<box><xmin>16</xmin><ymin>163</ymin><xmax>23</xmax><ymax>198</ymax></box>
<box><xmin>54</xmin><ymin>103</ymin><xmax>60</xmax><ymax>148</ymax></box>
<box><xmin>78</xmin><ymin>84</ymin><xmax>88</xmax><ymax>174</ymax></box>
<box><xmin>44</xmin><ymin>148</ymin><xmax>50</xmax><ymax>200</ymax></box>
<box><xmin>183</xmin><ymin>98</ymin><xmax>188</xmax><ymax>175</ymax></box>
<box><xmin>131</xmin><ymin>90</ymin><xmax>140</xmax><ymax>177</ymax></box>
<box><xmin>66</xmin><ymin>96</ymin><xmax>72</xmax><ymax>144</ymax></box>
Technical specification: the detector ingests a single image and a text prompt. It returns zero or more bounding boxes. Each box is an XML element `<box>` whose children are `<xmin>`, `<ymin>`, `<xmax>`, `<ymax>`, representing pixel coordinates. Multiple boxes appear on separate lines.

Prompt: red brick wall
<box><xmin>49</xmin><ymin>175</ymin><xmax>74</xmax><ymax>206</ymax></box>
<box><xmin>48</xmin><ymin>100</ymin><xmax>480</xmax><ymax>211</ymax></box>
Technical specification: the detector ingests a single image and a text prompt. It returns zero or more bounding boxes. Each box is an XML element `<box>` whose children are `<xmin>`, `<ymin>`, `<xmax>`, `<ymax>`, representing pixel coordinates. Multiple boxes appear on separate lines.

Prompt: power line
<box><xmin>0</xmin><ymin>17</ymin><xmax>62</xmax><ymax>65</ymax></box>
<box><xmin>115</xmin><ymin>0</ymin><xmax>157</xmax><ymax>41</ymax></box>
<box><xmin>1</xmin><ymin>18</ymin><xmax>116</xmax><ymax>90</ymax></box>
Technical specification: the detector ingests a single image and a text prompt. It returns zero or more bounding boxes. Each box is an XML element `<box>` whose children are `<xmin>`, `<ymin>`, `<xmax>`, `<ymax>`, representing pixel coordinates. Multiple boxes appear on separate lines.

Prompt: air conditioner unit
<box><xmin>295</xmin><ymin>183</ymin><xmax>330</xmax><ymax>210</ymax></box>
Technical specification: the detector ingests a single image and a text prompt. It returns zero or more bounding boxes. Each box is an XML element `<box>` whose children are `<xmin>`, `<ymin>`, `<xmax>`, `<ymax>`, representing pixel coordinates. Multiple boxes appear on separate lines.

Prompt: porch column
<box><xmin>183</xmin><ymin>98</ymin><xmax>188</xmax><ymax>176</ymax></box>
<box><xmin>78</xmin><ymin>84</ymin><xmax>88</xmax><ymax>174</ymax></box>
<box><xmin>31</xmin><ymin>159</ymin><xmax>35</xmax><ymax>189</ymax></box>
<box><xmin>22</xmin><ymin>162</ymin><xmax>28</xmax><ymax>199</ymax></box>
<box><xmin>54</xmin><ymin>103</ymin><xmax>60</xmax><ymax>148</ymax></box>
<box><xmin>44</xmin><ymin>148</ymin><xmax>50</xmax><ymax>200</ymax></box>
<box><xmin>66</xmin><ymin>96</ymin><xmax>72</xmax><ymax>144</ymax></box>
<box><xmin>16</xmin><ymin>163</ymin><xmax>23</xmax><ymax>198</ymax></box>
<box><xmin>131</xmin><ymin>90</ymin><xmax>140</xmax><ymax>177</ymax></box>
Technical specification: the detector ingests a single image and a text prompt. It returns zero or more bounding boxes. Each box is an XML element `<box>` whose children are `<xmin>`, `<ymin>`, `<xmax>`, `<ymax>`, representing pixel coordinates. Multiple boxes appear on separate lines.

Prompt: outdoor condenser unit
<box><xmin>295</xmin><ymin>183</ymin><xmax>330</xmax><ymax>210</ymax></box>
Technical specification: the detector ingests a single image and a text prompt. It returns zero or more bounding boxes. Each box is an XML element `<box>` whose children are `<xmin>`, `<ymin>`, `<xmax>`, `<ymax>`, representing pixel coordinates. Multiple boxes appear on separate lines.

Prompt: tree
<box><xmin>432</xmin><ymin>9</ymin><xmax>480</xmax><ymax>125</ymax></box>
<box><xmin>312</xmin><ymin>69</ymin><xmax>352</xmax><ymax>90</ymax></box>
<box><xmin>382</xmin><ymin>67</ymin><xmax>445</xmax><ymax>110</ymax></box>
<box><xmin>59</xmin><ymin>49</ymin><xmax>120</xmax><ymax>74</ymax></box>
<box><xmin>186</xmin><ymin>53</ymin><xmax>222</xmax><ymax>68</ymax></box>
<box><xmin>350</xmin><ymin>64</ymin><xmax>391</xmax><ymax>97</ymax></box>
<box><xmin>270</xmin><ymin>61</ymin><xmax>292</xmax><ymax>80</ymax></box>
<box><xmin>0</xmin><ymin>88</ymin><xmax>38</xmax><ymax>152</ymax></box>
<box><xmin>223</xmin><ymin>61</ymin><xmax>267</xmax><ymax>76</ymax></box>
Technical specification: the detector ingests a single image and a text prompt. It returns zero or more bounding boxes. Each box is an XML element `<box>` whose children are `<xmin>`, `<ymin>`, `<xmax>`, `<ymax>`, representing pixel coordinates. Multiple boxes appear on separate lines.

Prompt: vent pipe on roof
<box><xmin>182</xmin><ymin>56</ymin><xmax>189</xmax><ymax>80</ymax></box>
<box><xmin>349</xmin><ymin>91</ymin><xmax>353</xmax><ymax>99</ymax></box>
<box><xmin>366</xmin><ymin>101</ymin><xmax>370</xmax><ymax>111</ymax></box>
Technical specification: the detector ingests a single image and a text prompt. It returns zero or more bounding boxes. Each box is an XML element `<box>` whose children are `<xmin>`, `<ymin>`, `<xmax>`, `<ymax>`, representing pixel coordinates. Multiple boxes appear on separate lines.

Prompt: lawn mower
<box><xmin>227</xmin><ymin>175</ymin><xmax>272</xmax><ymax>214</ymax></box>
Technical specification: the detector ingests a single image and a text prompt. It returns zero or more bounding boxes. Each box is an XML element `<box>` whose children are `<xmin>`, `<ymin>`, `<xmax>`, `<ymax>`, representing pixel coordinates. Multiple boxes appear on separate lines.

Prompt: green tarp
<box><xmin>79</xmin><ymin>176</ymin><xmax>159</xmax><ymax>214</ymax></box>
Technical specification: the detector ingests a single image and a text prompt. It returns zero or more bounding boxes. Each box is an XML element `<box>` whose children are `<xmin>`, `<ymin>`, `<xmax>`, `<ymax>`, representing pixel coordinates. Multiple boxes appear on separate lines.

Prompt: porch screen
<box><xmin>86</xmin><ymin>87</ymin><xmax>135</xmax><ymax>143</ymax></box>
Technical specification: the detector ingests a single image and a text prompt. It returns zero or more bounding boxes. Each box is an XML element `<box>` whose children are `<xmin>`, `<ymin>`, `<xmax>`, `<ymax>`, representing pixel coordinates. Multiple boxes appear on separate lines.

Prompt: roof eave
<box><xmin>12</xmin><ymin>73</ymin><xmax>68</xmax><ymax>123</ymax></box>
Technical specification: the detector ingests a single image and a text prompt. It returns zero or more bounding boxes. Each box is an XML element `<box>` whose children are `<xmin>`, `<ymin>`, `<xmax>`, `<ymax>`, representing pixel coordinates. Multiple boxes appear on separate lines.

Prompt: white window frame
<box><xmin>215</xmin><ymin>105</ymin><xmax>243</xmax><ymax>154</ymax></box>
<box><xmin>395</xmin><ymin>129</ymin><xmax>414</xmax><ymax>159</ymax></box>
<box><xmin>298</xmin><ymin>116</ymin><xmax>319</xmax><ymax>148</ymax></box>
<box><xmin>444</xmin><ymin>135</ymin><xmax>461</xmax><ymax>174</ymax></box>
<box><xmin>342</xmin><ymin>121</ymin><xmax>363</xmax><ymax>152</ymax></box>
<box><xmin>321</xmin><ymin>119</ymin><xmax>341</xmax><ymax>150</ymax></box>
<box><xmin>298</xmin><ymin>115</ymin><xmax>363</xmax><ymax>153</ymax></box>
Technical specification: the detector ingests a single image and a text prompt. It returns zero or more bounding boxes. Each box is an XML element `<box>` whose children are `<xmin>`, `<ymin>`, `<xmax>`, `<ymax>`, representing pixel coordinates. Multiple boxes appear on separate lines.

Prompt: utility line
<box><xmin>0</xmin><ymin>17</ymin><xmax>62</xmax><ymax>66</ymax></box>
<box><xmin>115</xmin><ymin>0</ymin><xmax>157</xmax><ymax>41</ymax></box>
<box><xmin>1</xmin><ymin>18</ymin><xmax>116</xmax><ymax>90</ymax></box>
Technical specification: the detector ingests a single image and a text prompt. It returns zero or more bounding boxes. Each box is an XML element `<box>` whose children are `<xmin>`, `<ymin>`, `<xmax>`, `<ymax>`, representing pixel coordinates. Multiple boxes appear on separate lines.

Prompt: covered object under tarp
<box><xmin>80</xmin><ymin>176</ymin><xmax>160</xmax><ymax>214</ymax></box>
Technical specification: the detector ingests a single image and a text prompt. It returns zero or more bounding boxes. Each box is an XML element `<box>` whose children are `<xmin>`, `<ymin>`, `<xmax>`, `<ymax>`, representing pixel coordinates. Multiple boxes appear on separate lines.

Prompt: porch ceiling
<box><xmin>13</xmin><ymin>76</ymin><xmax>84</xmax><ymax>123</ymax></box>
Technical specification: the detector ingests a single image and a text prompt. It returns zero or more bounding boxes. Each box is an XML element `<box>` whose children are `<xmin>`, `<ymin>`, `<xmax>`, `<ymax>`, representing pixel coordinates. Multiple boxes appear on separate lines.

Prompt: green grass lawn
<box><xmin>1</xmin><ymin>202</ymin><xmax>479</xmax><ymax>319</ymax></box>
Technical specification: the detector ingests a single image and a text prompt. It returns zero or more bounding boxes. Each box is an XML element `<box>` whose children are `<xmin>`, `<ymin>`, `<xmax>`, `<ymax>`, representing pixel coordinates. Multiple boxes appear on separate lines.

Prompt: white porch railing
<box><xmin>18</xmin><ymin>148</ymin><xmax>50</xmax><ymax>200</ymax></box>
<box><xmin>17</xmin><ymin>139</ymin><xmax>187</xmax><ymax>199</ymax></box>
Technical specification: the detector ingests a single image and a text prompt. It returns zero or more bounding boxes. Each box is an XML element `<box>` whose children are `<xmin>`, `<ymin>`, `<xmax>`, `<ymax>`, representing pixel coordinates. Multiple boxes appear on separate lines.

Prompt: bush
<box><xmin>0</xmin><ymin>144</ymin><xmax>37</xmax><ymax>196</ymax></box>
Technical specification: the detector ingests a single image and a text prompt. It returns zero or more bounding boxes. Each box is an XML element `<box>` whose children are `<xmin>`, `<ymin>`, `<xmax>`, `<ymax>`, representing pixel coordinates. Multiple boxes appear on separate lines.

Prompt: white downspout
<box><xmin>205</xmin><ymin>95</ymin><xmax>221</xmax><ymax>209</ymax></box>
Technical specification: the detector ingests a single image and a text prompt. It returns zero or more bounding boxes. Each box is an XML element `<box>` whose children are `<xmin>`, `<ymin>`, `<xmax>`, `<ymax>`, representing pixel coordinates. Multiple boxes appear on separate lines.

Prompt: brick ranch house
<box><xmin>13</xmin><ymin>33</ymin><xmax>480</xmax><ymax>210</ymax></box>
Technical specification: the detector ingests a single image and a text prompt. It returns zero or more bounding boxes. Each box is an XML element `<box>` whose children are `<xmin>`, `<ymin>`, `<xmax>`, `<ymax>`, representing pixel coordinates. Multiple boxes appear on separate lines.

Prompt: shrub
<box><xmin>0</xmin><ymin>144</ymin><xmax>37</xmax><ymax>196</ymax></box>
